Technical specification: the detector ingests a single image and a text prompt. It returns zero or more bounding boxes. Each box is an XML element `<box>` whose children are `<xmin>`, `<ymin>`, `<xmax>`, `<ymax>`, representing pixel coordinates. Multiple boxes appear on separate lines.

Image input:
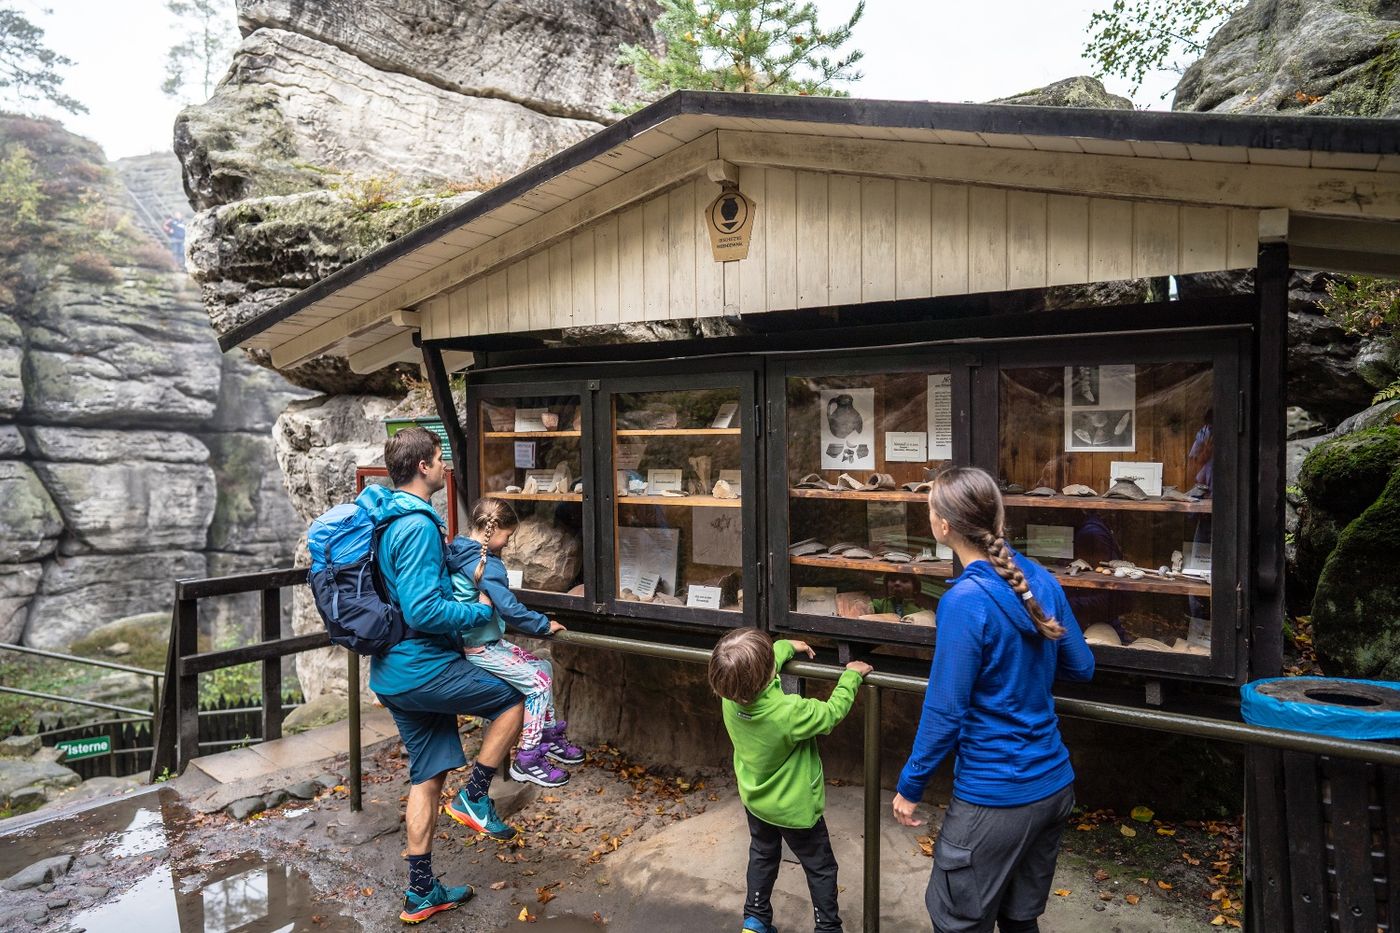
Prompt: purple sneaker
<box><xmin>542</xmin><ymin>721</ymin><xmax>585</xmax><ymax>765</ymax></box>
<box><xmin>509</xmin><ymin>746</ymin><xmax>569</xmax><ymax>788</ymax></box>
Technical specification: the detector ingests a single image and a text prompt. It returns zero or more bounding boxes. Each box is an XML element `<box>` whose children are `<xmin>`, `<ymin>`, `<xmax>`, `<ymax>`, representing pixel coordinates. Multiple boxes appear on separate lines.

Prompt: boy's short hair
<box><xmin>385</xmin><ymin>426</ymin><xmax>441</xmax><ymax>486</ymax></box>
<box><xmin>709</xmin><ymin>628</ymin><xmax>775</xmax><ymax>705</ymax></box>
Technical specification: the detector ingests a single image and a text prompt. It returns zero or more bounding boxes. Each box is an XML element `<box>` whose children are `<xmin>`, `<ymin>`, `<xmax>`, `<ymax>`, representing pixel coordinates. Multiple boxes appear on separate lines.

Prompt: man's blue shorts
<box><xmin>377</xmin><ymin>656</ymin><xmax>522</xmax><ymax>784</ymax></box>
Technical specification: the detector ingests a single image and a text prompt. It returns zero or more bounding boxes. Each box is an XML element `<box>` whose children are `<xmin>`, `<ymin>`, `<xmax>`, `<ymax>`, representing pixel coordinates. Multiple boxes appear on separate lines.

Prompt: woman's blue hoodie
<box><xmin>897</xmin><ymin>548</ymin><xmax>1095</xmax><ymax>807</ymax></box>
<box><xmin>444</xmin><ymin>537</ymin><xmax>551</xmax><ymax>647</ymax></box>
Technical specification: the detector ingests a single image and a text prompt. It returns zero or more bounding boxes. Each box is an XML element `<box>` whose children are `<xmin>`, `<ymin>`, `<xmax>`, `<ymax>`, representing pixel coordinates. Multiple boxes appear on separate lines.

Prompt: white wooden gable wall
<box><xmin>420</xmin><ymin>170</ymin><xmax>1260</xmax><ymax>340</ymax></box>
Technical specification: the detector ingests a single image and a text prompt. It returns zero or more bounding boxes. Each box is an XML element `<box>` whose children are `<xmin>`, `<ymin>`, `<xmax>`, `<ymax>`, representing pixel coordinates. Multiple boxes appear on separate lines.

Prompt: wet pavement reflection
<box><xmin>0</xmin><ymin>789</ymin><xmax>357</xmax><ymax>932</ymax></box>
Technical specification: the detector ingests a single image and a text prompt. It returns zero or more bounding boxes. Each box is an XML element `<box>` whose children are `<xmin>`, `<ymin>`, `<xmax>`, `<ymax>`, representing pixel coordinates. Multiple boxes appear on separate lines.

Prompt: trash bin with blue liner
<box><xmin>1240</xmin><ymin>677</ymin><xmax>1400</xmax><ymax>932</ymax></box>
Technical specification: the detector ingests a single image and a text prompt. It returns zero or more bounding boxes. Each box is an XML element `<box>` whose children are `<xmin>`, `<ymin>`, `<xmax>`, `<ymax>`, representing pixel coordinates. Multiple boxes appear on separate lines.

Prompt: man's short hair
<box><xmin>385</xmin><ymin>426</ymin><xmax>441</xmax><ymax>486</ymax></box>
<box><xmin>708</xmin><ymin>628</ymin><xmax>775</xmax><ymax>705</ymax></box>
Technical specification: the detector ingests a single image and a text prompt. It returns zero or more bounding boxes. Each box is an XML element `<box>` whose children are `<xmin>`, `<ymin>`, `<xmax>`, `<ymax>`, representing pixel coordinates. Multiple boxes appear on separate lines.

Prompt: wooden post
<box><xmin>175</xmin><ymin>597</ymin><xmax>200</xmax><ymax>772</ymax></box>
<box><xmin>421</xmin><ymin>343</ymin><xmax>472</xmax><ymax>514</ymax></box>
<box><xmin>863</xmin><ymin>684</ymin><xmax>882</xmax><ymax>933</ymax></box>
<box><xmin>1252</xmin><ymin>241</ymin><xmax>1289</xmax><ymax>679</ymax></box>
<box><xmin>261</xmin><ymin>587</ymin><xmax>283</xmax><ymax>743</ymax></box>
<box><xmin>348</xmin><ymin>650</ymin><xmax>362</xmax><ymax>813</ymax></box>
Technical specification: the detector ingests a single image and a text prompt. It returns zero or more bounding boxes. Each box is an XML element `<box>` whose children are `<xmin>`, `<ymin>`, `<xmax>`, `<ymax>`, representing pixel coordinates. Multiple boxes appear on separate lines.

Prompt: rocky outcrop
<box><xmin>1175</xmin><ymin>0</ymin><xmax>1400</xmax><ymax>117</ymax></box>
<box><xmin>992</xmin><ymin>75</ymin><xmax>1133</xmax><ymax>109</ymax></box>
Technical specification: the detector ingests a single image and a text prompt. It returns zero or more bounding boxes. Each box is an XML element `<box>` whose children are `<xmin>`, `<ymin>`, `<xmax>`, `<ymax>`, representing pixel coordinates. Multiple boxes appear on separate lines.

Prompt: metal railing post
<box><xmin>261</xmin><ymin>587</ymin><xmax>283</xmax><ymax>743</ymax></box>
<box><xmin>863</xmin><ymin>683</ymin><xmax>881</xmax><ymax>933</ymax></box>
<box><xmin>175</xmin><ymin>596</ymin><xmax>200</xmax><ymax>771</ymax></box>
<box><xmin>348</xmin><ymin>650</ymin><xmax>362</xmax><ymax>812</ymax></box>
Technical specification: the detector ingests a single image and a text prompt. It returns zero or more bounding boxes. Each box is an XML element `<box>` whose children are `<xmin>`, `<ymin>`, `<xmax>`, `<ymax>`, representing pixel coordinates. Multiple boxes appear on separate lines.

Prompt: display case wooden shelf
<box><xmin>618</xmin><ymin>494</ymin><xmax>742</xmax><ymax>508</ymax></box>
<box><xmin>1002</xmin><ymin>494</ymin><xmax>1212</xmax><ymax>515</ymax></box>
<box><xmin>485</xmin><ymin>491</ymin><xmax>583</xmax><ymax>503</ymax></box>
<box><xmin>790</xmin><ymin>554</ymin><xmax>957</xmax><ymax>578</ymax></box>
<box><xmin>615</xmin><ymin>428</ymin><xmax>742</xmax><ymax>437</ymax></box>
<box><xmin>482</xmin><ymin>430</ymin><xmax>581</xmax><ymax>438</ymax></box>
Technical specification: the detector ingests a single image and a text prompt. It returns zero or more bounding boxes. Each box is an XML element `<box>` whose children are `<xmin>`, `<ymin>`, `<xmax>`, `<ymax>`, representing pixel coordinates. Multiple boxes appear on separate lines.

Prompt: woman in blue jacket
<box><xmin>892</xmin><ymin>466</ymin><xmax>1095</xmax><ymax>933</ymax></box>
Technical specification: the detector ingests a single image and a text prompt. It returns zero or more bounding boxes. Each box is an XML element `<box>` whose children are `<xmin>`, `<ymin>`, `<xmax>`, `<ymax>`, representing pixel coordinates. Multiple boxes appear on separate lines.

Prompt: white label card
<box><xmin>513</xmin><ymin>442</ymin><xmax>536</xmax><ymax>469</ymax></box>
<box><xmin>615</xmin><ymin>443</ymin><xmax>646</xmax><ymax>471</ymax></box>
<box><xmin>525</xmin><ymin>469</ymin><xmax>557</xmax><ymax>491</ymax></box>
<box><xmin>506</xmin><ymin>569</ymin><xmax>524</xmax><ymax>588</ymax></box>
<box><xmin>928</xmin><ymin>374</ymin><xmax>953</xmax><ymax>460</ymax></box>
<box><xmin>1182</xmin><ymin>540</ymin><xmax>1213</xmax><ymax>575</ymax></box>
<box><xmin>885</xmin><ymin>432</ymin><xmax>928</xmax><ymax>462</ymax></box>
<box><xmin>795</xmin><ymin>586</ymin><xmax>838</xmax><ymax>616</ymax></box>
<box><xmin>687</xmin><ymin>585</ymin><xmax>724</xmax><ymax>609</ymax></box>
<box><xmin>514</xmin><ymin>408</ymin><xmax>549</xmax><ymax>432</ymax></box>
<box><xmin>1109</xmin><ymin>461</ymin><xmax>1163</xmax><ymax>498</ymax></box>
<box><xmin>1026</xmin><ymin>524</ymin><xmax>1075</xmax><ymax>560</ymax></box>
<box><xmin>935</xmin><ymin>542</ymin><xmax>954</xmax><ymax>561</ymax></box>
<box><xmin>710</xmin><ymin>401</ymin><xmax>739</xmax><ymax>429</ymax></box>
<box><xmin>634</xmin><ymin>572</ymin><xmax>661</xmax><ymax>600</ymax></box>
<box><xmin>647</xmin><ymin>468</ymin><xmax>684</xmax><ymax>496</ymax></box>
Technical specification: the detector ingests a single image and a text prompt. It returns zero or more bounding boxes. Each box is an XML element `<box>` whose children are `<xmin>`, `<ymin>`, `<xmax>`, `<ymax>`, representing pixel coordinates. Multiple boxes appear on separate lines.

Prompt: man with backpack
<box><xmin>369</xmin><ymin>426</ymin><xmax>527</xmax><ymax>924</ymax></box>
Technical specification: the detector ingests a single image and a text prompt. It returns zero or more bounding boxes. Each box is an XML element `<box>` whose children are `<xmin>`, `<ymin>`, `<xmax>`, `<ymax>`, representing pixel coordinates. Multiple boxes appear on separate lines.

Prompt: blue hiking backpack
<box><xmin>307</xmin><ymin>496</ymin><xmax>412</xmax><ymax>656</ymax></box>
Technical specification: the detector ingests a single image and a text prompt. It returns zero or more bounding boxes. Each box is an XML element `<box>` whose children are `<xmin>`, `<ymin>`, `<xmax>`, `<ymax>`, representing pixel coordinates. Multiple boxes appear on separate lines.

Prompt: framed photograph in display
<box><xmin>1064</xmin><ymin>365</ymin><xmax>1136</xmax><ymax>452</ymax></box>
<box><xmin>820</xmin><ymin>388</ymin><xmax>875</xmax><ymax>470</ymax></box>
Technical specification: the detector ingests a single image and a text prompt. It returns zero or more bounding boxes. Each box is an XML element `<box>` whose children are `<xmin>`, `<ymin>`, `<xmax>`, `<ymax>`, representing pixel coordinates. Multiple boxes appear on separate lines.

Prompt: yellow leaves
<box><xmin>1119</xmin><ymin>824</ymin><xmax>1137</xmax><ymax>838</ymax></box>
<box><xmin>1210</xmin><ymin>886</ymin><xmax>1228</xmax><ymax>902</ymax></box>
<box><xmin>1130</xmin><ymin>805</ymin><xmax>1154</xmax><ymax>823</ymax></box>
<box><xmin>1155</xmin><ymin>827</ymin><xmax>1176</xmax><ymax>836</ymax></box>
<box><xmin>1053</xmin><ymin>889</ymin><xmax>1071</xmax><ymax>897</ymax></box>
<box><xmin>1075</xmin><ymin>823</ymin><xmax>1095</xmax><ymax>831</ymax></box>
<box><xmin>518</xmin><ymin>907</ymin><xmax>534</xmax><ymax>922</ymax></box>
<box><xmin>916</xmin><ymin>836</ymin><xmax>933</xmax><ymax>857</ymax></box>
<box><xmin>1125</xmin><ymin>894</ymin><xmax>1140</xmax><ymax>905</ymax></box>
<box><xmin>1156</xmin><ymin>880</ymin><xmax>1173</xmax><ymax>891</ymax></box>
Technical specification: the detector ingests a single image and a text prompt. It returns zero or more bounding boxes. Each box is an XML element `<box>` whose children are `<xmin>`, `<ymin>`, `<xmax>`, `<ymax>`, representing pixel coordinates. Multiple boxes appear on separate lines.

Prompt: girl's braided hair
<box><xmin>927</xmin><ymin>466</ymin><xmax>1065</xmax><ymax>640</ymax></box>
<box><xmin>468</xmin><ymin>497</ymin><xmax>520</xmax><ymax>586</ymax></box>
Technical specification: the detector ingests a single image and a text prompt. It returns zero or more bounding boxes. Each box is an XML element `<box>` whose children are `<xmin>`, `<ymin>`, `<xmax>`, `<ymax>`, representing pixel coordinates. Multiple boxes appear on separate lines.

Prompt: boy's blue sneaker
<box><xmin>742</xmin><ymin>918</ymin><xmax>777</xmax><ymax>933</ymax></box>
<box><xmin>444</xmin><ymin>789</ymin><xmax>517</xmax><ymax>840</ymax></box>
<box><xmin>400</xmin><ymin>879</ymin><xmax>473</xmax><ymax>924</ymax></box>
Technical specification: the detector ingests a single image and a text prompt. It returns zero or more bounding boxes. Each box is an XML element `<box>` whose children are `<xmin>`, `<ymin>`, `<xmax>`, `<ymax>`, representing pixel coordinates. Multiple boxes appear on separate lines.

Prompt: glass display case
<box><xmin>466</xmin><ymin>382</ymin><xmax>591</xmax><ymax>610</ymax></box>
<box><xmin>768</xmin><ymin>361</ymin><xmax>968</xmax><ymax>645</ymax></box>
<box><xmin>599</xmin><ymin>373</ymin><xmax>759</xmax><ymax>626</ymax></box>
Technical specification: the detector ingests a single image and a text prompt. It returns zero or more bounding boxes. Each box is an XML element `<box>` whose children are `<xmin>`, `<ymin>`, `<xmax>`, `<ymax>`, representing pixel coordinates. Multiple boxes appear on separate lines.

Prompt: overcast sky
<box><xmin>24</xmin><ymin>0</ymin><xmax>1183</xmax><ymax>161</ymax></box>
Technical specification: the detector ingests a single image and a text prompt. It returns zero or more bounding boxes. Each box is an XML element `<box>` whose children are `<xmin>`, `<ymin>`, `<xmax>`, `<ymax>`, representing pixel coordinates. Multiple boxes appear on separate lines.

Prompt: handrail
<box><xmin>175</xmin><ymin>567</ymin><xmax>307</xmax><ymax>600</ymax></box>
<box><xmin>0</xmin><ymin>642</ymin><xmax>163</xmax><ymax>679</ymax></box>
<box><xmin>0</xmin><ymin>686</ymin><xmax>148</xmax><ymax>718</ymax></box>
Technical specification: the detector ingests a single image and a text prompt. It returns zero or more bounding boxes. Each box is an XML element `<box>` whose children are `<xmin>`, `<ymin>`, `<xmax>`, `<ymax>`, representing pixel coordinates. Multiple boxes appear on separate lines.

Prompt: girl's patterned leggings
<box><xmin>463</xmin><ymin>639</ymin><xmax>555</xmax><ymax>750</ymax></box>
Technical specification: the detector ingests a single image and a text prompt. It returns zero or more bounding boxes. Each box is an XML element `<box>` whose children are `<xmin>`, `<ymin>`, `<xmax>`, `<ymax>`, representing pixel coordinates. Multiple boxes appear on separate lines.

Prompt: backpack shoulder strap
<box><xmin>369</xmin><ymin>511</ymin><xmax>447</xmax><ymax>603</ymax></box>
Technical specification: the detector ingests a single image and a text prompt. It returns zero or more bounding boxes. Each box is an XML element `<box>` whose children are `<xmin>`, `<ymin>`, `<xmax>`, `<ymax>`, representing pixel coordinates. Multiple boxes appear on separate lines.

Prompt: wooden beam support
<box><xmin>706</xmin><ymin>159</ymin><xmax>740</xmax><ymax>186</ymax></box>
<box><xmin>1252</xmin><ymin>240</ymin><xmax>1288</xmax><ymax>680</ymax></box>
<box><xmin>348</xmin><ymin>329</ymin><xmax>420</xmax><ymax>374</ymax></box>
<box><xmin>717</xmin><ymin>130</ymin><xmax>1400</xmax><ymax>220</ymax></box>
<box><xmin>421</xmin><ymin>344</ymin><xmax>471</xmax><ymax>510</ymax></box>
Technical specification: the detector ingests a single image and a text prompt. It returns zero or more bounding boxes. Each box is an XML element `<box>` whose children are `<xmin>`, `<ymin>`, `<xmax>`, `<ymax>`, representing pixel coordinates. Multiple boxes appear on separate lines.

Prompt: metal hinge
<box><xmin>1236</xmin><ymin>585</ymin><xmax>1245</xmax><ymax>629</ymax></box>
<box><xmin>587</xmin><ymin>379</ymin><xmax>600</xmax><ymax>392</ymax></box>
<box><xmin>753</xmin><ymin>403</ymin><xmax>762</xmax><ymax>438</ymax></box>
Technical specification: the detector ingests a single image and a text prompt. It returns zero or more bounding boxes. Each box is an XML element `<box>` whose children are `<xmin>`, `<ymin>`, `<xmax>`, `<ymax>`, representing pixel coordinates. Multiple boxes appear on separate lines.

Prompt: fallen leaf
<box><xmin>1130</xmin><ymin>806</ymin><xmax>1154</xmax><ymax>823</ymax></box>
<box><xmin>542</xmin><ymin>795</ymin><xmax>560</xmax><ymax>804</ymax></box>
<box><xmin>1125</xmin><ymin>894</ymin><xmax>1140</xmax><ymax>905</ymax></box>
<box><xmin>1120</xmin><ymin>825</ymin><xmax>1137</xmax><ymax>838</ymax></box>
<box><xmin>537</xmin><ymin>889</ymin><xmax>556</xmax><ymax>905</ymax></box>
<box><xmin>519</xmin><ymin>907</ymin><xmax>534</xmax><ymax>922</ymax></box>
<box><xmin>1156</xmin><ymin>827</ymin><xmax>1176</xmax><ymax>836</ymax></box>
<box><xmin>1098</xmin><ymin>892</ymin><xmax>1114</xmax><ymax>901</ymax></box>
<box><xmin>1075</xmin><ymin>823</ymin><xmax>1095</xmax><ymax>831</ymax></box>
<box><xmin>491</xmin><ymin>881</ymin><xmax>508</xmax><ymax>891</ymax></box>
<box><xmin>1157</xmin><ymin>881</ymin><xmax>1173</xmax><ymax>891</ymax></box>
<box><xmin>1093</xmin><ymin>869</ymin><xmax>1109</xmax><ymax>883</ymax></box>
<box><xmin>916</xmin><ymin>836</ymin><xmax>934</xmax><ymax>857</ymax></box>
<box><xmin>1211</xmin><ymin>916</ymin><xmax>1227</xmax><ymax>926</ymax></box>
<box><xmin>1210</xmin><ymin>887</ymin><xmax>1228</xmax><ymax>901</ymax></box>
<box><xmin>592</xmin><ymin>912</ymin><xmax>605</xmax><ymax>925</ymax></box>
<box><xmin>1053</xmin><ymin>889</ymin><xmax>1071</xmax><ymax>897</ymax></box>
<box><xmin>361</xmin><ymin>887</ymin><xmax>374</xmax><ymax>897</ymax></box>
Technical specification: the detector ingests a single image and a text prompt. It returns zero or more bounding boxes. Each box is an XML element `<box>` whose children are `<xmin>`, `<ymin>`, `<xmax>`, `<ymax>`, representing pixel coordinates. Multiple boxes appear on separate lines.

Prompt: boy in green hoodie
<box><xmin>709</xmin><ymin>628</ymin><xmax>872</xmax><ymax>933</ymax></box>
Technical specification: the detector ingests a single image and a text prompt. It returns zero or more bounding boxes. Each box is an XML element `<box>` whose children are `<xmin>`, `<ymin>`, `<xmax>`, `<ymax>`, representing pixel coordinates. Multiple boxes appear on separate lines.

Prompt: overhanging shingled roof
<box><xmin>222</xmin><ymin>90</ymin><xmax>1400</xmax><ymax>365</ymax></box>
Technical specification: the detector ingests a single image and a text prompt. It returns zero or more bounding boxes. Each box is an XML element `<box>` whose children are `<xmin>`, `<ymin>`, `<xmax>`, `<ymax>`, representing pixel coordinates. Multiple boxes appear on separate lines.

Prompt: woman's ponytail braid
<box><xmin>929</xmin><ymin>467</ymin><xmax>1065</xmax><ymax>640</ymax></box>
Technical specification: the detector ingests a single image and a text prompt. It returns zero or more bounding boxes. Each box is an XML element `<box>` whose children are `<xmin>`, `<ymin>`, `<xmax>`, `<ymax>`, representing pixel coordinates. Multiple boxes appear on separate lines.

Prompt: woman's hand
<box><xmin>548</xmin><ymin>620</ymin><xmax>567</xmax><ymax>635</ymax></box>
<box><xmin>477</xmin><ymin>592</ymin><xmax>493</xmax><ymax>607</ymax></box>
<box><xmin>892</xmin><ymin>793</ymin><xmax>924</xmax><ymax>827</ymax></box>
<box><xmin>788</xmin><ymin>640</ymin><xmax>816</xmax><ymax>659</ymax></box>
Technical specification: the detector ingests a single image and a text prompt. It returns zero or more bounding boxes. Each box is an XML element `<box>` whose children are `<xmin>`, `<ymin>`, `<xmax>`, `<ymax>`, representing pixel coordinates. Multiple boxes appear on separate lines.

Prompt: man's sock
<box><xmin>406</xmin><ymin>852</ymin><xmax>434</xmax><ymax>896</ymax></box>
<box><xmin>465</xmin><ymin>761</ymin><xmax>497</xmax><ymax>802</ymax></box>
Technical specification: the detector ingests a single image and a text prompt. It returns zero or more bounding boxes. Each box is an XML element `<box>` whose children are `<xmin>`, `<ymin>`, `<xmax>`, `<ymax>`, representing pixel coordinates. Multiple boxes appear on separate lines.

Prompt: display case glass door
<box><xmin>767</xmin><ymin>356</ymin><xmax>970</xmax><ymax>645</ymax></box>
<box><xmin>465</xmin><ymin>380</ymin><xmax>593</xmax><ymax>612</ymax></box>
<box><xmin>597</xmin><ymin>370</ymin><xmax>759</xmax><ymax>627</ymax></box>
<box><xmin>986</xmin><ymin>339</ymin><xmax>1241</xmax><ymax>678</ymax></box>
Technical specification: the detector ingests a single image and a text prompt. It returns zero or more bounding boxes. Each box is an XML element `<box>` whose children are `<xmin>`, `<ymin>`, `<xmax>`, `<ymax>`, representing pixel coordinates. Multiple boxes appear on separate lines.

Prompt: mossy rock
<box><xmin>282</xmin><ymin>693</ymin><xmax>349</xmax><ymax>735</ymax></box>
<box><xmin>68</xmin><ymin>612</ymin><xmax>170</xmax><ymax>673</ymax></box>
<box><xmin>1298</xmin><ymin>426</ymin><xmax>1400</xmax><ymax>516</ymax></box>
<box><xmin>1312</xmin><ymin>462</ymin><xmax>1400</xmax><ymax>680</ymax></box>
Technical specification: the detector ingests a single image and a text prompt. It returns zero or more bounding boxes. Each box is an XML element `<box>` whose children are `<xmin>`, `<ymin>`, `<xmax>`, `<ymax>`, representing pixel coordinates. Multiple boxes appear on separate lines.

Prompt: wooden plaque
<box><xmin>706</xmin><ymin>189</ymin><xmax>756</xmax><ymax>261</ymax></box>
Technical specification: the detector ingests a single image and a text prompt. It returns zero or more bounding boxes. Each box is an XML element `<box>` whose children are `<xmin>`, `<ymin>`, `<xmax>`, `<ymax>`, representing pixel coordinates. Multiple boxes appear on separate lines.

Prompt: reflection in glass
<box><xmin>784</xmin><ymin>372</ymin><xmax>953</xmax><ymax>629</ymax></box>
<box><xmin>477</xmin><ymin>395</ymin><xmax>585</xmax><ymax>597</ymax></box>
<box><xmin>999</xmin><ymin>361</ymin><xmax>1214</xmax><ymax>658</ymax></box>
<box><xmin>612</xmin><ymin>388</ymin><xmax>743</xmax><ymax>611</ymax></box>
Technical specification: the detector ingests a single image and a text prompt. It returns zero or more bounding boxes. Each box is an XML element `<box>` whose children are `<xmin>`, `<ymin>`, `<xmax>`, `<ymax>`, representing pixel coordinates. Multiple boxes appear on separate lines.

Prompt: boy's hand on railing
<box><xmin>547</xmin><ymin>620</ymin><xmax>567</xmax><ymax>635</ymax></box>
<box><xmin>892</xmin><ymin>792</ymin><xmax>924</xmax><ymax>827</ymax></box>
<box><xmin>845</xmin><ymin>660</ymin><xmax>873</xmax><ymax>677</ymax></box>
<box><xmin>788</xmin><ymin>639</ymin><xmax>816</xmax><ymax>658</ymax></box>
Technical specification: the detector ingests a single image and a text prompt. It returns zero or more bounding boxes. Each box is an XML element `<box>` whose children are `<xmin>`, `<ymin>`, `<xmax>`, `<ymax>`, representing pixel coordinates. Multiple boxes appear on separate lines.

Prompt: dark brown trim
<box><xmin>1251</xmin><ymin>243</ymin><xmax>1289</xmax><ymax>679</ymax></box>
<box><xmin>422</xmin><ymin>345</ymin><xmax>473</xmax><ymax>513</ymax></box>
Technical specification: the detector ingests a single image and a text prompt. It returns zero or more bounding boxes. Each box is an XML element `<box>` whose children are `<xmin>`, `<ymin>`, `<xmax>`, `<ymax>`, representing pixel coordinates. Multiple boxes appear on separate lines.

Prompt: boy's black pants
<box><xmin>744</xmin><ymin>809</ymin><xmax>842</xmax><ymax>932</ymax></box>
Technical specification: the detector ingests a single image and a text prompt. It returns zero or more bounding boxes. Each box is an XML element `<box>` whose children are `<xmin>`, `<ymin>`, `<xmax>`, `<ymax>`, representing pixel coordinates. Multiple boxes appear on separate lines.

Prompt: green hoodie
<box><xmin>721</xmin><ymin>640</ymin><xmax>865</xmax><ymax>829</ymax></box>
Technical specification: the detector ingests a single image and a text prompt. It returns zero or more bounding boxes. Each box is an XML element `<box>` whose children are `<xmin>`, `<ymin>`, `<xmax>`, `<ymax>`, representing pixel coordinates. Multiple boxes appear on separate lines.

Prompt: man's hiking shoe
<box><xmin>400</xmin><ymin>880</ymin><xmax>474</xmax><ymax>924</ymax></box>
<box><xmin>509</xmin><ymin>746</ymin><xmax>569</xmax><ymax>787</ymax></box>
<box><xmin>542</xmin><ymin>721</ymin><xmax>585</xmax><ymax>765</ymax></box>
<box><xmin>445</xmin><ymin>790</ymin><xmax>517</xmax><ymax>840</ymax></box>
<box><xmin>742</xmin><ymin>918</ymin><xmax>778</xmax><ymax>933</ymax></box>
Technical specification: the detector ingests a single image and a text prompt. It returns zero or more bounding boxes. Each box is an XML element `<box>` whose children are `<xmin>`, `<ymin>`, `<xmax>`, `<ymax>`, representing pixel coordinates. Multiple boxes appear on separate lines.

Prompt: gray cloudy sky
<box><xmin>28</xmin><ymin>0</ymin><xmax>1183</xmax><ymax>161</ymax></box>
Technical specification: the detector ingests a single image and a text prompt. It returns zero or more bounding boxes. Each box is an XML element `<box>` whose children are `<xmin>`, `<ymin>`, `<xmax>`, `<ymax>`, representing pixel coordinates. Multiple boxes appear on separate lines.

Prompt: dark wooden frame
<box><xmin>463</xmin><ymin>376</ymin><xmax>597</xmax><ymax>614</ymax></box>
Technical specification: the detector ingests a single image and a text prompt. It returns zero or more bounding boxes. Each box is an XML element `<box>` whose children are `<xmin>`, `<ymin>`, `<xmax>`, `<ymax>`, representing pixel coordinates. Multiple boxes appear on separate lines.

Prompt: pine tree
<box><xmin>617</xmin><ymin>0</ymin><xmax>864</xmax><ymax>111</ymax></box>
<box><xmin>162</xmin><ymin>0</ymin><xmax>239</xmax><ymax>102</ymax></box>
<box><xmin>0</xmin><ymin>7</ymin><xmax>84</xmax><ymax>114</ymax></box>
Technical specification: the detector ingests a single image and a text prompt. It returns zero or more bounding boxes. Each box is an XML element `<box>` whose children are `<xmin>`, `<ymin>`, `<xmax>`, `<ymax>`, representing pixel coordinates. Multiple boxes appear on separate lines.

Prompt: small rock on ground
<box><xmin>227</xmin><ymin>795</ymin><xmax>267</xmax><ymax>820</ymax></box>
<box><xmin>0</xmin><ymin>855</ymin><xmax>74</xmax><ymax>892</ymax></box>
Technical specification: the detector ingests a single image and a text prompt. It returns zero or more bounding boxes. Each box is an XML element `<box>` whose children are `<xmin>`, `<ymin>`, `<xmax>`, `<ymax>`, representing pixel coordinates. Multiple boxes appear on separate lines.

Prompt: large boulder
<box><xmin>0</xmin><ymin>563</ymin><xmax>42</xmax><ymax>644</ymax></box>
<box><xmin>501</xmin><ymin>514</ymin><xmax>582</xmax><ymax>592</ymax></box>
<box><xmin>0</xmin><ymin>460</ymin><xmax>63</xmax><ymax>562</ymax></box>
<box><xmin>1313</xmin><ymin>462</ymin><xmax>1400</xmax><ymax>678</ymax></box>
<box><xmin>0</xmin><ymin>310</ymin><xmax>22</xmax><ymax>418</ymax></box>
<box><xmin>237</xmin><ymin>0</ymin><xmax>660</xmax><ymax>125</ymax></box>
<box><xmin>23</xmin><ymin>550</ymin><xmax>208</xmax><ymax>649</ymax></box>
<box><xmin>991</xmin><ymin>75</ymin><xmax>1133</xmax><ymax>109</ymax></box>
<box><xmin>1175</xmin><ymin>0</ymin><xmax>1400</xmax><ymax>117</ymax></box>
<box><xmin>19</xmin><ymin>277</ymin><xmax>222</xmax><ymax>428</ymax></box>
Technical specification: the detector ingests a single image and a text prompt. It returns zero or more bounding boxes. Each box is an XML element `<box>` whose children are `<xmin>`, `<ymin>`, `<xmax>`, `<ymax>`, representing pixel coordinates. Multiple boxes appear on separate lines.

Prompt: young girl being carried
<box><xmin>445</xmin><ymin>498</ymin><xmax>583</xmax><ymax>787</ymax></box>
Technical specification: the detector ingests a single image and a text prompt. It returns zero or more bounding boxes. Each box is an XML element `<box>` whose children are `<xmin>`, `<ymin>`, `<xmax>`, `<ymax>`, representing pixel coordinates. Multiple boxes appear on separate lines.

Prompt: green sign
<box><xmin>55</xmin><ymin>735</ymin><xmax>110</xmax><ymax>761</ymax></box>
